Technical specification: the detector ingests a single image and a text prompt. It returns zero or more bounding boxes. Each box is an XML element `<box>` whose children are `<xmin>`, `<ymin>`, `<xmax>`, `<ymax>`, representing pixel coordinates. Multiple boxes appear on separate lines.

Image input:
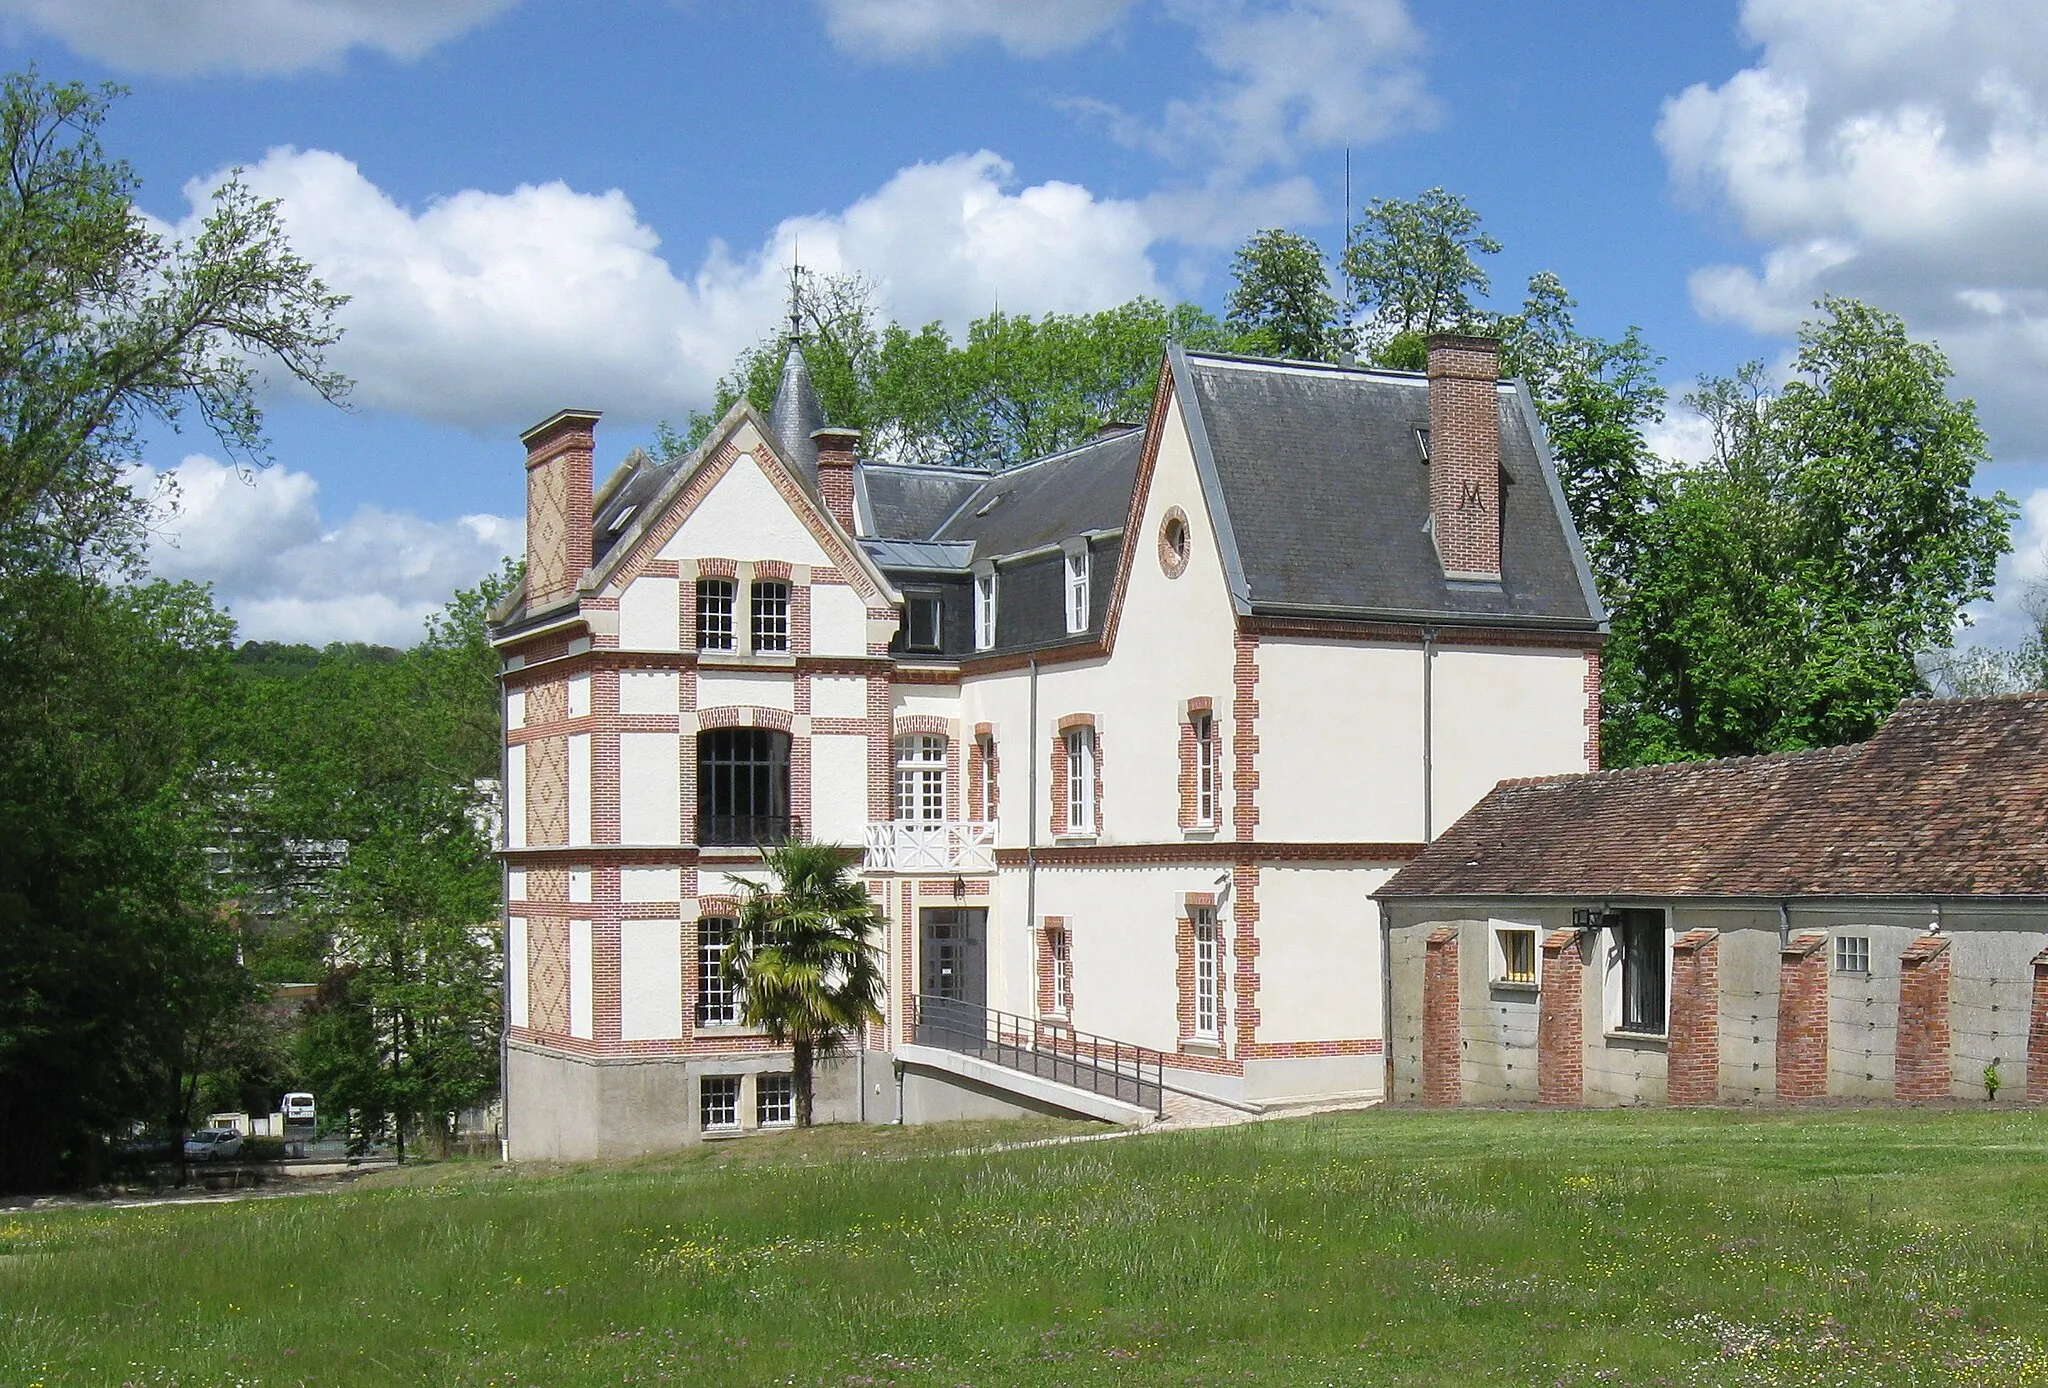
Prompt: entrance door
<box><xmin>919</xmin><ymin>908</ymin><xmax>987</xmax><ymax>1007</ymax></box>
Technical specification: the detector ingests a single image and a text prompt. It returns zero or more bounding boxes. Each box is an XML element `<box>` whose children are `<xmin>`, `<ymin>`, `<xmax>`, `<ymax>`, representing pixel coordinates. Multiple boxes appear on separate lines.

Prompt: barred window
<box><xmin>696</xmin><ymin>917</ymin><xmax>739</xmax><ymax>1025</ymax></box>
<box><xmin>756</xmin><ymin>1073</ymin><xmax>794</xmax><ymax>1127</ymax></box>
<box><xmin>751</xmin><ymin>580</ymin><xmax>790</xmax><ymax>652</ymax></box>
<box><xmin>696</xmin><ymin>578</ymin><xmax>736</xmax><ymax>651</ymax></box>
<box><xmin>1614</xmin><ymin>912</ymin><xmax>1666</xmax><ymax>1036</ymax></box>
<box><xmin>697</xmin><ymin>729</ymin><xmax>792</xmax><ymax>845</ymax></box>
<box><xmin>700</xmin><ymin>1074</ymin><xmax>740</xmax><ymax>1132</ymax></box>
<box><xmin>1497</xmin><ymin>928</ymin><xmax>1537</xmax><ymax>985</ymax></box>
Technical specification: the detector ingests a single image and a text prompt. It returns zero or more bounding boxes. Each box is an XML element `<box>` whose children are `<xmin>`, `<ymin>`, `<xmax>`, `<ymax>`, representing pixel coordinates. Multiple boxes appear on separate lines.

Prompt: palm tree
<box><xmin>729</xmin><ymin>840</ymin><xmax>885</xmax><ymax>1127</ymax></box>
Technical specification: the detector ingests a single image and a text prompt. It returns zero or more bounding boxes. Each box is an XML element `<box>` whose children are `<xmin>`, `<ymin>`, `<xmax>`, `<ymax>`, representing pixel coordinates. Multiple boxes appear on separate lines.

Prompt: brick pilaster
<box><xmin>1231</xmin><ymin>633</ymin><xmax>1259</xmax><ymax>841</ymax></box>
<box><xmin>1896</xmin><ymin>934</ymin><xmax>1953</xmax><ymax>1102</ymax></box>
<box><xmin>2029</xmin><ymin>948</ymin><xmax>2048</xmax><ymax>1104</ymax></box>
<box><xmin>1775</xmin><ymin>931</ymin><xmax>1829</xmax><ymax>1101</ymax></box>
<box><xmin>1667</xmin><ymin>929</ymin><xmax>1720</xmax><ymax>1105</ymax></box>
<box><xmin>1537</xmin><ymin>929</ymin><xmax>1583</xmax><ymax>1106</ymax></box>
<box><xmin>1422</xmin><ymin>926</ymin><xmax>1461</xmax><ymax>1105</ymax></box>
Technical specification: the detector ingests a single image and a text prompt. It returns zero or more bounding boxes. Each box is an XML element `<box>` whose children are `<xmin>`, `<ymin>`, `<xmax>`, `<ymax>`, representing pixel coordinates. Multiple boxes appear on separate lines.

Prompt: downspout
<box><xmin>1026</xmin><ymin>656</ymin><xmax>1041</xmax><ymax>942</ymax></box>
<box><xmin>1778</xmin><ymin>900</ymin><xmax>1790</xmax><ymax>952</ymax></box>
<box><xmin>1421</xmin><ymin>627</ymin><xmax>1438</xmax><ymax>842</ymax></box>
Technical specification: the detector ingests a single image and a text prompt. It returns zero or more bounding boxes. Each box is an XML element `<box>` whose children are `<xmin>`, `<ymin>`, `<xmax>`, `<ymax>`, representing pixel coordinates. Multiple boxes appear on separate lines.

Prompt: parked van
<box><xmin>282</xmin><ymin>1092</ymin><xmax>316</xmax><ymax>1128</ymax></box>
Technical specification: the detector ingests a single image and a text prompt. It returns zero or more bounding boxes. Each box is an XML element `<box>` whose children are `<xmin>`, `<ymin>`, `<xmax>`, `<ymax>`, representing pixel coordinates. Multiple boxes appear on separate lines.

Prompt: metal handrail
<box><xmin>909</xmin><ymin>994</ymin><xmax>1164</xmax><ymax>1116</ymax></box>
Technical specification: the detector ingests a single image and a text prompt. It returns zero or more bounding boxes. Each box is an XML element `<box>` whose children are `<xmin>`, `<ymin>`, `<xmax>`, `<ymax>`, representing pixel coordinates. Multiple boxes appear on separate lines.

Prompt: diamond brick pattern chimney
<box><xmin>811</xmin><ymin>426</ymin><xmax>860</xmax><ymax>535</ymax></box>
<box><xmin>1425</xmin><ymin>334</ymin><xmax>1503</xmax><ymax>582</ymax></box>
<box><xmin>522</xmin><ymin>408</ymin><xmax>600</xmax><ymax>608</ymax></box>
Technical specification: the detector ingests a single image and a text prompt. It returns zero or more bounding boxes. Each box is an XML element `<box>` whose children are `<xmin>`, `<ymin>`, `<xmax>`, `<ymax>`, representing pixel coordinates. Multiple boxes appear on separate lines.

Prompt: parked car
<box><xmin>183</xmin><ymin>1128</ymin><xmax>244</xmax><ymax>1162</ymax></box>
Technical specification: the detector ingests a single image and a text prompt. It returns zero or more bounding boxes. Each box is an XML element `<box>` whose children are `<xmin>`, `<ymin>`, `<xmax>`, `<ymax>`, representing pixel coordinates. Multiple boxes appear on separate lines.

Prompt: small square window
<box><xmin>756</xmin><ymin>1073</ymin><xmax>794</xmax><ymax>1127</ymax></box>
<box><xmin>700</xmin><ymin>1075</ymin><xmax>740</xmax><ymax>1132</ymax></box>
<box><xmin>1496</xmin><ymin>928</ymin><xmax>1537</xmax><ymax>985</ymax></box>
<box><xmin>1835</xmin><ymin>934</ymin><xmax>1870</xmax><ymax>974</ymax></box>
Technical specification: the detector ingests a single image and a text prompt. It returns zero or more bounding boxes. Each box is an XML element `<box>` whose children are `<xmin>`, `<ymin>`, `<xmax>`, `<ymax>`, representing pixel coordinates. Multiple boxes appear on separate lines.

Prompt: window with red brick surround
<box><xmin>1176</xmin><ymin>892</ymin><xmax>1222</xmax><ymax>1048</ymax></box>
<box><xmin>969</xmin><ymin>723</ymin><xmax>998</xmax><ymax>823</ymax></box>
<box><xmin>1178</xmin><ymin>698</ymin><xmax>1217</xmax><ymax>831</ymax></box>
<box><xmin>1037</xmin><ymin>919</ymin><xmax>1072</xmax><ymax>1018</ymax></box>
<box><xmin>1051</xmin><ymin>714</ymin><xmax>1100</xmax><ymax>836</ymax></box>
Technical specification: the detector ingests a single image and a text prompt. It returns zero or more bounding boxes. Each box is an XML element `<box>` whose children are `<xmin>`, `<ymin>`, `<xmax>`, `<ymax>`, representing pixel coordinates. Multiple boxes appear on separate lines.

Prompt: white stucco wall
<box><xmin>812</xmin><ymin>675</ymin><xmax>868</xmax><ymax>720</ymax></box>
<box><xmin>620</xmin><ymin>919</ymin><xmax>684</xmax><ymax>1041</ymax></box>
<box><xmin>658</xmin><ymin>448</ymin><xmax>834</xmax><ymax>568</ymax></box>
<box><xmin>618</xmin><ymin>576</ymin><xmax>680</xmax><ymax>651</ymax></box>
<box><xmin>619</xmin><ymin>731</ymin><xmax>680</xmax><ymax>844</ymax></box>
<box><xmin>622</xmin><ymin>868</ymin><xmax>681</xmax><ymax>903</ymax></box>
<box><xmin>811</xmin><ymin>734</ymin><xmax>870</xmax><ymax>846</ymax></box>
<box><xmin>620</xmin><ymin>670</ymin><xmax>678</xmax><ymax>715</ymax></box>
<box><xmin>1431</xmin><ymin>646</ymin><xmax>1591</xmax><ymax>829</ymax></box>
<box><xmin>1254</xmin><ymin>865</ymin><xmax>1391</xmax><ymax>1044</ymax></box>
<box><xmin>568</xmin><ymin>733</ymin><xmax>592</xmax><ymax>845</ymax></box>
<box><xmin>1012</xmin><ymin>863</ymin><xmax>1209</xmax><ymax>1052</ymax></box>
<box><xmin>506</xmin><ymin>744</ymin><xmax>526</xmax><ymax>849</ymax></box>
<box><xmin>1257</xmin><ymin>641</ymin><xmax>1424</xmax><ymax>843</ymax></box>
<box><xmin>811</xmin><ymin>584</ymin><xmax>872</xmax><ymax>658</ymax></box>
<box><xmin>569</xmin><ymin>919</ymin><xmax>593</xmax><ymax>1040</ymax></box>
<box><xmin>697</xmin><ymin>670</ymin><xmax>794</xmax><ymax>712</ymax></box>
<box><xmin>509</xmin><ymin>917</ymin><xmax>529</xmax><ymax>1029</ymax></box>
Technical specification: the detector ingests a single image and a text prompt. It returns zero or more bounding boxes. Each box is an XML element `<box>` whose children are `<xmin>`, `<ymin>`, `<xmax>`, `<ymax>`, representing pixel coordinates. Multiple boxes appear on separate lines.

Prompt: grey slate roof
<box><xmin>859</xmin><ymin>465</ymin><xmax>988</xmax><ymax>544</ymax></box>
<box><xmin>592</xmin><ymin>448</ymin><xmax>681</xmax><ymax>566</ymax></box>
<box><xmin>1176</xmin><ymin>351</ymin><xmax>1602</xmax><ymax>628</ymax></box>
<box><xmin>767</xmin><ymin>341</ymin><xmax>825</xmax><ymax>494</ymax></box>
<box><xmin>928</xmin><ymin>427</ymin><xmax>1143</xmax><ymax>556</ymax></box>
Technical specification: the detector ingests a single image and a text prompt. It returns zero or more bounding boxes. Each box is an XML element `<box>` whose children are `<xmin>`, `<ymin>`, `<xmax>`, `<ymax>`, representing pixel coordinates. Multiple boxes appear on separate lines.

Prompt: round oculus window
<box><xmin>1159</xmin><ymin>508</ymin><xmax>1191</xmax><ymax>578</ymax></box>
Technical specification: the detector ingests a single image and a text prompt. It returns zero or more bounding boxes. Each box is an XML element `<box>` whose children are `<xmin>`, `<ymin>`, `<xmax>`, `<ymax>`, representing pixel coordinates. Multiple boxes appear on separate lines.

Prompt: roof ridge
<box><xmin>1181</xmin><ymin>349</ymin><xmax>1430</xmax><ymax>383</ymax></box>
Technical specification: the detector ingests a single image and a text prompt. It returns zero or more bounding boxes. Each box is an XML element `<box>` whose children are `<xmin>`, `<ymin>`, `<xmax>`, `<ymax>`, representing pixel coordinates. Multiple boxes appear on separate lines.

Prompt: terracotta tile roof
<box><xmin>1378</xmin><ymin>693</ymin><xmax>2048</xmax><ymax>901</ymax></box>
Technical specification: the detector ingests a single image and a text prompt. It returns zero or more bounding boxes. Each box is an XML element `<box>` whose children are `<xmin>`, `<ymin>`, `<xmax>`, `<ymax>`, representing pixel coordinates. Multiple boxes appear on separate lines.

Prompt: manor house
<box><xmin>492</xmin><ymin>334</ymin><xmax>1605</xmax><ymax>1159</ymax></box>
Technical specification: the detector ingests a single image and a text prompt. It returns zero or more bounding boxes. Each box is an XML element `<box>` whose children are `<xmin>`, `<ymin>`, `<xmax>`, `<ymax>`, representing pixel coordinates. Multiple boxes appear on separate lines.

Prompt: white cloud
<box><xmin>1071</xmin><ymin>0</ymin><xmax>1434</xmax><ymax>173</ymax></box>
<box><xmin>1658</xmin><ymin>0</ymin><xmax>2048</xmax><ymax>453</ymax></box>
<box><xmin>179</xmin><ymin>147</ymin><xmax>1164</xmax><ymax>433</ymax></box>
<box><xmin>0</xmin><ymin>0</ymin><xmax>515</xmax><ymax>76</ymax></box>
<box><xmin>815</xmin><ymin>0</ymin><xmax>1136</xmax><ymax>58</ymax></box>
<box><xmin>138</xmin><ymin>454</ymin><xmax>518</xmax><ymax>646</ymax></box>
<box><xmin>1959</xmin><ymin>485</ymin><xmax>2048</xmax><ymax>650</ymax></box>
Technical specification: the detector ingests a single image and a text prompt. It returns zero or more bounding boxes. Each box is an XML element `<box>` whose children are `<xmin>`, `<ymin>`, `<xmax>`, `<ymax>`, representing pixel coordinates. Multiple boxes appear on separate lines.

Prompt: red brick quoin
<box><xmin>1537</xmin><ymin>929</ymin><xmax>1584</xmax><ymax>1106</ymax></box>
<box><xmin>1421</xmin><ymin>926</ymin><xmax>1461</xmax><ymax>1105</ymax></box>
<box><xmin>1667</xmin><ymin>929</ymin><xmax>1720</xmax><ymax>1105</ymax></box>
<box><xmin>1896</xmin><ymin>933</ymin><xmax>1953</xmax><ymax>1102</ymax></box>
<box><xmin>2029</xmin><ymin>947</ymin><xmax>2048</xmax><ymax>1104</ymax></box>
<box><xmin>1775</xmin><ymin>931</ymin><xmax>1829</xmax><ymax>1101</ymax></box>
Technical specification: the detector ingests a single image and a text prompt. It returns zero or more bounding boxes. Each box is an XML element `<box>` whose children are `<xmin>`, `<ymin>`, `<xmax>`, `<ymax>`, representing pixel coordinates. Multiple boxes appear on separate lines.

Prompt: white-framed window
<box><xmin>756</xmin><ymin>1073</ymin><xmax>795</xmax><ymax>1127</ymax></box>
<box><xmin>1193</xmin><ymin>907</ymin><xmax>1221</xmax><ymax>1039</ymax></box>
<box><xmin>1835</xmin><ymin>934</ymin><xmax>1871</xmax><ymax>974</ymax></box>
<box><xmin>1064</xmin><ymin>725</ymin><xmax>1096</xmax><ymax>834</ymax></box>
<box><xmin>751</xmin><ymin>580</ymin><xmax>790</xmax><ymax>652</ymax></box>
<box><xmin>696</xmin><ymin>917</ymin><xmax>739</xmax><ymax>1026</ymax></box>
<box><xmin>1192</xmin><ymin>710</ymin><xmax>1217</xmax><ymax>826</ymax></box>
<box><xmin>975</xmin><ymin>733</ymin><xmax>998</xmax><ymax>821</ymax></box>
<box><xmin>895</xmin><ymin>734</ymin><xmax>947</xmax><ymax>826</ymax></box>
<box><xmin>1049</xmin><ymin>927</ymin><xmax>1071</xmax><ymax>1015</ymax></box>
<box><xmin>696</xmin><ymin>577</ymin><xmax>736</xmax><ymax>651</ymax></box>
<box><xmin>973</xmin><ymin>569</ymin><xmax>997</xmax><ymax>650</ymax></box>
<box><xmin>1064</xmin><ymin>545</ymin><xmax>1091</xmax><ymax>634</ymax></box>
<box><xmin>1494</xmin><ymin>926</ymin><xmax>1537</xmax><ymax>986</ymax></box>
<box><xmin>700</xmin><ymin>1074</ymin><xmax>740</xmax><ymax>1132</ymax></box>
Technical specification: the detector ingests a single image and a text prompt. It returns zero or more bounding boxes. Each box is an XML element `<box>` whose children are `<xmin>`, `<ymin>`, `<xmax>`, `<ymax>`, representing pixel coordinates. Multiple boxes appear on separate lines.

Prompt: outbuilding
<box><xmin>1376</xmin><ymin>693</ymin><xmax>2048</xmax><ymax>1106</ymax></box>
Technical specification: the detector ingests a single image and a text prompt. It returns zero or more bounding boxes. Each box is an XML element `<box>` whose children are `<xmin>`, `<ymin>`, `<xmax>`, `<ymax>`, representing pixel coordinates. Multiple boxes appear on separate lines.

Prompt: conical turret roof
<box><xmin>767</xmin><ymin>339</ymin><xmax>825</xmax><ymax>493</ymax></box>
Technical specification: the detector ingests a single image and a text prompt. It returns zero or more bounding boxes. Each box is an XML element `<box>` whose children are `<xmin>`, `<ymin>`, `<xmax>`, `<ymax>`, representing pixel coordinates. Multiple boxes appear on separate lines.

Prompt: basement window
<box><xmin>757</xmin><ymin>1073</ymin><xmax>795</xmax><ymax>1127</ymax></box>
<box><xmin>700</xmin><ymin>1075</ymin><xmax>740</xmax><ymax>1133</ymax></box>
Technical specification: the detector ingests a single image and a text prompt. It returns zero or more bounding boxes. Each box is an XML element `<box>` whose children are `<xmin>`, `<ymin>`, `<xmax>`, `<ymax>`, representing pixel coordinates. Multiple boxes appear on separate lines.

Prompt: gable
<box><xmin>659</xmin><ymin>442</ymin><xmax>833</xmax><ymax>567</ymax></box>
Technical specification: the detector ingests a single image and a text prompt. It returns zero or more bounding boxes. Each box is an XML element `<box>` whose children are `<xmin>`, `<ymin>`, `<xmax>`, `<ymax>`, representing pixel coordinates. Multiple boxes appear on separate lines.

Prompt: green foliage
<box><xmin>1225</xmin><ymin>228</ymin><xmax>1339</xmax><ymax>361</ymax></box>
<box><xmin>1342</xmin><ymin>186</ymin><xmax>1501</xmax><ymax>362</ymax></box>
<box><xmin>0</xmin><ymin>572</ymin><xmax>249</xmax><ymax>1189</ymax></box>
<box><xmin>1606</xmin><ymin>300</ymin><xmax>2013</xmax><ymax>764</ymax></box>
<box><xmin>0</xmin><ymin>69</ymin><xmax>347</xmax><ymax>573</ymax></box>
<box><xmin>239</xmin><ymin>563</ymin><xmax>516</xmax><ymax>1158</ymax></box>
<box><xmin>729</xmin><ymin>840</ymin><xmax>885</xmax><ymax>1127</ymax></box>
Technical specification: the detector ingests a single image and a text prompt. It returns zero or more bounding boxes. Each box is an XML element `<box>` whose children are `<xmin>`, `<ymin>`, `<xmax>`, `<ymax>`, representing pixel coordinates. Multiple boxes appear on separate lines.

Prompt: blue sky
<box><xmin>4</xmin><ymin>0</ymin><xmax>2045</xmax><ymax>646</ymax></box>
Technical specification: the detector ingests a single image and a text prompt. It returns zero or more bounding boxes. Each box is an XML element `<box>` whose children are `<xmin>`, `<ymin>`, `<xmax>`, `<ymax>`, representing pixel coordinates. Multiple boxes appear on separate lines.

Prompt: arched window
<box><xmin>697</xmin><ymin>728</ymin><xmax>792</xmax><ymax>845</ymax></box>
<box><xmin>895</xmin><ymin>734</ymin><xmax>947</xmax><ymax>827</ymax></box>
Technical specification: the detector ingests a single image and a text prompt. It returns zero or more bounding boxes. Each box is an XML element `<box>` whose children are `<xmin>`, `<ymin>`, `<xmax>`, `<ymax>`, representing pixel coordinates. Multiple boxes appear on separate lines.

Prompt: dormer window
<box><xmin>973</xmin><ymin>568</ymin><xmax>997</xmax><ymax>651</ymax></box>
<box><xmin>903</xmin><ymin>592</ymin><xmax>942</xmax><ymax>653</ymax></box>
<box><xmin>1064</xmin><ymin>544</ymin><xmax>1091</xmax><ymax>635</ymax></box>
<box><xmin>1415</xmin><ymin>427</ymin><xmax>1431</xmax><ymax>463</ymax></box>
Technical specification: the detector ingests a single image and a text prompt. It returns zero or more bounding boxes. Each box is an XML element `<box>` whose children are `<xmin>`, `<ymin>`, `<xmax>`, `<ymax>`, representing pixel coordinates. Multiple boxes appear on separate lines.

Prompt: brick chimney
<box><xmin>1426</xmin><ymin>335</ymin><xmax>1502</xmax><ymax>582</ymax></box>
<box><xmin>811</xmin><ymin>426</ymin><xmax>860</xmax><ymax>535</ymax></box>
<box><xmin>521</xmin><ymin>408</ymin><xmax>600</xmax><ymax>607</ymax></box>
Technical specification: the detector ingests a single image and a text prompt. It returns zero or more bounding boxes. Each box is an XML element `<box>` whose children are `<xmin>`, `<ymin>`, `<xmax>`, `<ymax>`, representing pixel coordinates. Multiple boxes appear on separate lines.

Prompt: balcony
<box><xmin>863</xmin><ymin>820</ymin><xmax>996</xmax><ymax>873</ymax></box>
<box><xmin>698</xmin><ymin>813</ymin><xmax>802</xmax><ymax>848</ymax></box>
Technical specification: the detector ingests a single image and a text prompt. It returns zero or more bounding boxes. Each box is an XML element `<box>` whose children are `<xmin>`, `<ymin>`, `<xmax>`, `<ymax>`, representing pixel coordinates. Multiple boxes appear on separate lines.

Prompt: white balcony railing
<box><xmin>863</xmin><ymin>820</ymin><xmax>996</xmax><ymax>873</ymax></box>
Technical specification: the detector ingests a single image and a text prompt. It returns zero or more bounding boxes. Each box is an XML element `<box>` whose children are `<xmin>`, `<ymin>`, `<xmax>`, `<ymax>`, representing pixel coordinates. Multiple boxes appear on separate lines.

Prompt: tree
<box><xmin>728</xmin><ymin>840</ymin><xmax>885</xmax><ymax>1128</ymax></box>
<box><xmin>0</xmin><ymin>70</ymin><xmax>347</xmax><ymax>571</ymax></box>
<box><xmin>1225</xmin><ymin>228</ymin><xmax>1339</xmax><ymax>361</ymax></box>
<box><xmin>1342</xmin><ymin>187</ymin><xmax>1500</xmax><ymax>369</ymax></box>
<box><xmin>1604</xmin><ymin>299</ymin><xmax>2014</xmax><ymax>764</ymax></box>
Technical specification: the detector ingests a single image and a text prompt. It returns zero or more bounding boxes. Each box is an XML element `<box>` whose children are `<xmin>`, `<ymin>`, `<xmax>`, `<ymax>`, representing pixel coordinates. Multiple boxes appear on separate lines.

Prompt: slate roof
<box><xmin>592</xmin><ymin>448</ymin><xmax>681</xmax><ymax>566</ymax></box>
<box><xmin>859</xmin><ymin>465</ymin><xmax>988</xmax><ymax>544</ymax></box>
<box><xmin>927</xmin><ymin>428</ymin><xmax>1143</xmax><ymax>555</ymax></box>
<box><xmin>1377</xmin><ymin>695</ymin><xmax>2048</xmax><ymax>901</ymax></box>
<box><xmin>1177</xmin><ymin>351</ymin><xmax>1601</xmax><ymax>628</ymax></box>
<box><xmin>766</xmin><ymin>340</ymin><xmax>825</xmax><ymax>494</ymax></box>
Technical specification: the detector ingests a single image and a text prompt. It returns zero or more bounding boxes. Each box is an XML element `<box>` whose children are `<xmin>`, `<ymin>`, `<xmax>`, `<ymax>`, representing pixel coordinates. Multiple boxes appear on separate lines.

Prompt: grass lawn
<box><xmin>8</xmin><ymin>1106</ymin><xmax>2048</xmax><ymax>1385</ymax></box>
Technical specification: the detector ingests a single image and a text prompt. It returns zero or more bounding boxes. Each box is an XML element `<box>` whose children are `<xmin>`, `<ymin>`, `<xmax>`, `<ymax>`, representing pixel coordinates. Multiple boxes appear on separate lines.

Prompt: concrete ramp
<box><xmin>895</xmin><ymin>1044</ymin><xmax>1157</xmax><ymax>1127</ymax></box>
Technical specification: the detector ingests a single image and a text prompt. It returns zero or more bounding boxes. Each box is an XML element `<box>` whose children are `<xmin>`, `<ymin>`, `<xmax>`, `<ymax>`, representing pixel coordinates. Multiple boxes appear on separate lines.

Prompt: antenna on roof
<box><xmin>1340</xmin><ymin>148</ymin><xmax>1357</xmax><ymax>367</ymax></box>
<box><xmin>786</xmin><ymin>241</ymin><xmax>805</xmax><ymax>343</ymax></box>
